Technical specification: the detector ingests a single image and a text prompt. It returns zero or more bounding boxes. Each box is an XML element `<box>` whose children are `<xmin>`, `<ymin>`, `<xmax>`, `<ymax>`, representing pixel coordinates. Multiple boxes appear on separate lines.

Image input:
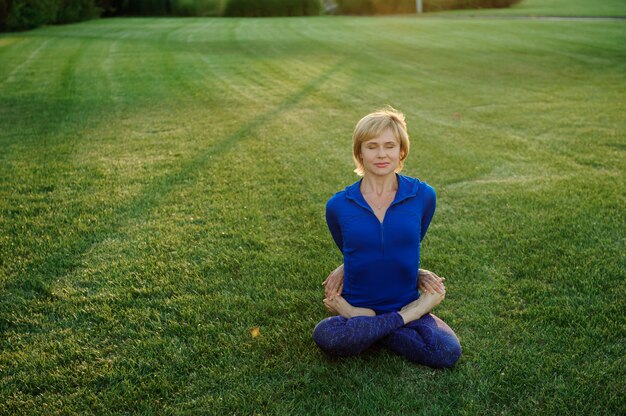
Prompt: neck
<box><xmin>361</xmin><ymin>173</ymin><xmax>398</xmax><ymax>196</ymax></box>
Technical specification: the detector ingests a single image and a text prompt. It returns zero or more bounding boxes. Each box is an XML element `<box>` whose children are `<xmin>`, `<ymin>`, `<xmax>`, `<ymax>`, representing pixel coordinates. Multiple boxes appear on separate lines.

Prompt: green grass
<box><xmin>1</xmin><ymin>14</ymin><xmax>625</xmax><ymax>415</ymax></box>
<box><xmin>432</xmin><ymin>0</ymin><xmax>626</xmax><ymax>17</ymax></box>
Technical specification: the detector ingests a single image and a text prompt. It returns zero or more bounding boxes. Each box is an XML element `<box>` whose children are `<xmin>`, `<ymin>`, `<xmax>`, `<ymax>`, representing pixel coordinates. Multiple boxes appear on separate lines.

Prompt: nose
<box><xmin>377</xmin><ymin>146</ymin><xmax>386</xmax><ymax>158</ymax></box>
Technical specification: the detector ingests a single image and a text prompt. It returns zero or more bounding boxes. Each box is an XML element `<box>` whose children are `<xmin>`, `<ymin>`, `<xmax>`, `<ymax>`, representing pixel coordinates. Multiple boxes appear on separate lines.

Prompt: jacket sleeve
<box><xmin>420</xmin><ymin>184</ymin><xmax>436</xmax><ymax>242</ymax></box>
<box><xmin>325</xmin><ymin>197</ymin><xmax>343</xmax><ymax>252</ymax></box>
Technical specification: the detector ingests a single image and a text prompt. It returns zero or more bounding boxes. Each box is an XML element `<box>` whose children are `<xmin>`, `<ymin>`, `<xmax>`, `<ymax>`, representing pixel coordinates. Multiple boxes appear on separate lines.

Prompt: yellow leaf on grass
<box><xmin>250</xmin><ymin>326</ymin><xmax>260</xmax><ymax>338</ymax></box>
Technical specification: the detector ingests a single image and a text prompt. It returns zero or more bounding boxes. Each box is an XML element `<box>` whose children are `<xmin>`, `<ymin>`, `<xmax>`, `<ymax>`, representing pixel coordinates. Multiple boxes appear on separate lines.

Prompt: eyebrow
<box><xmin>366</xmin><ymin>140</ymin><xmax>397</xmax><ymax>145</ymax></box>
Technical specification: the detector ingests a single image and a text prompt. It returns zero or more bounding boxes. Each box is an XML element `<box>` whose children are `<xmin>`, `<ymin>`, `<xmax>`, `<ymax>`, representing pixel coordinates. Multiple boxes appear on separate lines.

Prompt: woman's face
<box><xmin>360</xmin><ymin>128</ymin><xmax>402</xmax><ymax>177</ymax></box>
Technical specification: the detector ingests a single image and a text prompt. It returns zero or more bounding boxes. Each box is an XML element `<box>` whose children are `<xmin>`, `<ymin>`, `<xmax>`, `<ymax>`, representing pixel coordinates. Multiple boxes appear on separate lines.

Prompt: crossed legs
<box><xmin>313</xmin><ymin>293</ymin><xmax>461</xmax><ymax>368</ymax></box>
<box><xmin>379</xmin><ymin>313</ymin><xmax>461</xmax><ymax>368</ymax></box>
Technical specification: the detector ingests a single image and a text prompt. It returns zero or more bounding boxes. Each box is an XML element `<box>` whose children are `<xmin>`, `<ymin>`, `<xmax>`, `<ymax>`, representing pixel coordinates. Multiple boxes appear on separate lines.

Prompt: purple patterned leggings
<box><xmin>312</xmin><ymin>312</ymin><xmax>461</xmax><ymax>368</ymax></box>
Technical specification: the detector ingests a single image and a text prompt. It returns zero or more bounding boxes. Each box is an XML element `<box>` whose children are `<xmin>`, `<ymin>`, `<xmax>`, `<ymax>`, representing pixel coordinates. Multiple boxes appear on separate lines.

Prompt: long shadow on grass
<box><xmin>0</xmin><ymin>58</ymin><xmax>347</xmax><ymax>333</ymax></box>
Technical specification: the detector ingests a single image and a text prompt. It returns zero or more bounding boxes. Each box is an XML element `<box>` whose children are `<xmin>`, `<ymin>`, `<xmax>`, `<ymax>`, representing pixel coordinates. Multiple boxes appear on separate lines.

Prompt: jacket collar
<box><xmin>345</xmin><ymin>174</ymin><xmax>420</xmax><ymax>211</ymax></box>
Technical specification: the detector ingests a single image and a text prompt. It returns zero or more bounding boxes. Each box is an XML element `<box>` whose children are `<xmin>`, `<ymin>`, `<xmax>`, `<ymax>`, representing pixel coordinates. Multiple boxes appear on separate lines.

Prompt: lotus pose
<box><xmin>312</xmin><ymin>108</ymin><xmax>461</xmax><ymax>368</ymax></box>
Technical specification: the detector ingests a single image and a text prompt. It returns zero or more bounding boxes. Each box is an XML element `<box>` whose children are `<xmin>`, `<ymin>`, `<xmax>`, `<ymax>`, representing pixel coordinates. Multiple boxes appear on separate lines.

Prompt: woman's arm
<box><xmin>326</xmin><ymin>198</ymin><xmax>343</xmax><ymax>252</ymax></box>
<box><xmin>420</xmin><ymin>185</ymin><xmax>436</xmax><ymax>241</ymax></box>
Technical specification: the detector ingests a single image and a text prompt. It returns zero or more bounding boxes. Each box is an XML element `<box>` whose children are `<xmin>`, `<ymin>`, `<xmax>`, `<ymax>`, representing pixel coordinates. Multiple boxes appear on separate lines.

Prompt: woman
<box><xmin>312</xmin><ymin>108</ymin><xmax>461</xmax><ymax>368</ymax></box>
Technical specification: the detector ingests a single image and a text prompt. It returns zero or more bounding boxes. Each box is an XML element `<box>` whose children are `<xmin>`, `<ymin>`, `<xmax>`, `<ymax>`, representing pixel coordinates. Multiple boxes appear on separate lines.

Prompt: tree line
<box><xmin>0</xmin><ymin>0</ymin><xmax>521</xmax><ymax>32</ymax></box>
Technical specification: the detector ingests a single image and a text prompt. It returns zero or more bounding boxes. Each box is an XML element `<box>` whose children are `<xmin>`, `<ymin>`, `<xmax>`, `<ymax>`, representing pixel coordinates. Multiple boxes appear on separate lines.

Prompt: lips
<box><xmin>375</xmin><ymin>163</ymin><xmax>390</xmax><ymax>168</ymax></box>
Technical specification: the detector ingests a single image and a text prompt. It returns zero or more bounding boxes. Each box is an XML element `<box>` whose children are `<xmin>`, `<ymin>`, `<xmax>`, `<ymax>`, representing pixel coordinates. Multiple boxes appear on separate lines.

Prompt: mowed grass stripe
<box><xmin>1</xmin><ymin>38</ymin><xmax>50</xmax><ymax>84</ymax></box>
<box><xmin>0</xmin><ymin>55</ymin><xmax>346</xmax><ymax>309</ymax></box>
<box><xmin>0</xmin><ymin>17</ymin><xmax>346</xmax><ymax>300</ymax></box>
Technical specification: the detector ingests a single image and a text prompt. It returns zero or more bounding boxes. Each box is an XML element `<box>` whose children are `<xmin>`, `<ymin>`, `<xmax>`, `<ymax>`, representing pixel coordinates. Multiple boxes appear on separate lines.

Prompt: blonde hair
<box><xmin>352</xmin><ymin>107</ymin><xmax>410</xmax><ymax>176</ymax></box>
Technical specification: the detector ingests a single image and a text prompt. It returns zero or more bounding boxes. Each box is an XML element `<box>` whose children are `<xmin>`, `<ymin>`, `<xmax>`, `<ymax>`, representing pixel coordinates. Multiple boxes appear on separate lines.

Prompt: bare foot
<box><xmin>324</xmin><ymin>296</ymin><xmax>376</xmax><ymax>319</ymax></box>
<box><xmin>398</xmin><ymin>291</ymin><xmax>445</xmax><ymax>325</ymax></box>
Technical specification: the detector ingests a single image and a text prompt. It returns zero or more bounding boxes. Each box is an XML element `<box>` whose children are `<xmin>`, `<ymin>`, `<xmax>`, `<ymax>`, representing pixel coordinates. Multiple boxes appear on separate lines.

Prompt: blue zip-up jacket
<box><xmin>326</xmin><ymin>174</ymin><xmax>436</xmax><ymax>314</ymax></box>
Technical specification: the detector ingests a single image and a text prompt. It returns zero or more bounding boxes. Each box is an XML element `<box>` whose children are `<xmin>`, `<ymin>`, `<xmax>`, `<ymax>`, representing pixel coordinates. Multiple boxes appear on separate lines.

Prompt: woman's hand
<box><xmin>418</xmin><ymin>269</ymin><xmax>446</xmax><ymax>294</ymax></box>
<box><xmin>322</xmin><ymin>264</ymin><xmax>344</xmax><ymax>298</ymax></box>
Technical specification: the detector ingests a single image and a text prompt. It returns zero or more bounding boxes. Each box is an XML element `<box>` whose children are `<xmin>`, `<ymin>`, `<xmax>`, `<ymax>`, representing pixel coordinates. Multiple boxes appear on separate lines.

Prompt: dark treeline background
<box><xmin>0</xmin><ymin>0</ymin><xmax>521</xmax><ymax>31</ymax></box>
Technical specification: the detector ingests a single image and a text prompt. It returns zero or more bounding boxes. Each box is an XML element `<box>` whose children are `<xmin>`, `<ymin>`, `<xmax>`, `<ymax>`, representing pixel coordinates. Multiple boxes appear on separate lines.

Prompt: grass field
<box><xmin>432</xmin><ymin>0</ymin><xmax>626</xmax><ymax>17</ymax></box>
<box><xmin>1</xmin><ymin>8</ymin><xmax>625</xmax><ymax>416</ymax></box>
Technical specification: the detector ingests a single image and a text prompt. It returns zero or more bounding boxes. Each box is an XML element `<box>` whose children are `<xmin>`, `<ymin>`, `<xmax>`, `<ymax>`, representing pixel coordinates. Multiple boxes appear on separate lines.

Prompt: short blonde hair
<box><xmin>352</xmin><ymin>108</ymin><xmax>410</xmax><ymax>176</ymax></box>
